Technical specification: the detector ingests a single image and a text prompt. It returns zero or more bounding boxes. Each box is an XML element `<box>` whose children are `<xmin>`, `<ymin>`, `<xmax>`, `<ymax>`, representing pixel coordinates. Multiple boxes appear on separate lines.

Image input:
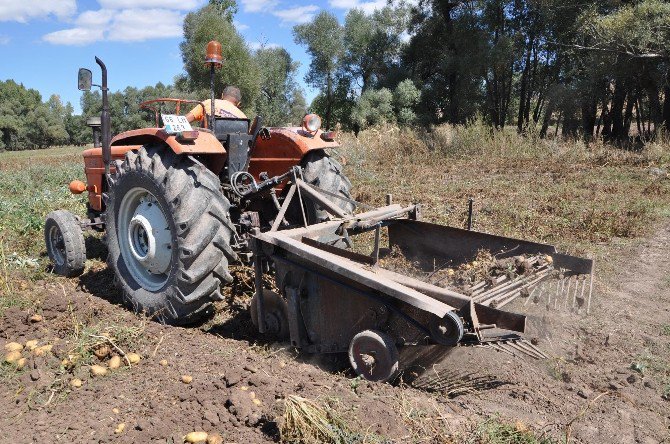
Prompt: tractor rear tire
<box><xmin>44</xmin><ymin>210</ymin><xmax>86</xmax><ymax>277</ymax></box>
<box><xmin>105</xmin><ymin>145</ymin><xmax>237</xmax><ymax>325</ymax></box>
<box><xmin>300</xmin><ymin>150</ymin><xmax>355</xmax><ymax>223</ymax></box>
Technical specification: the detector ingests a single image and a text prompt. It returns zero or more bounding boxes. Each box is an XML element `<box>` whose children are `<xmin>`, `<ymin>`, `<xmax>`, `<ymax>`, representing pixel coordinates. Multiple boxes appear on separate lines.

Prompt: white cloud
<box><xmin>97</xmin><ymin>0</ymin><xmax>202</xmax><ymax>10</ymax></box>
<box><xmin>240</xmin><ymin>0</ymin><xmax>278</xmax><ymax>13</ymax></box>
<box><xmin>0</xmin><ymin>35</ymin><xmax>10</xmax><ymax>45</ymax></box>
<box><xmin>272</xmin><ymin>5</ymin><xmax>319</xmax><ymax>24</ymax></box>
<box><xmin>330</xmin><ymin>0</ymin><xmax>412</xmax><ymax>14</ymax></box>
<box><xmin>233</xmin><ymin>20</ymin><xmax>249</xmax><ymax>31</ymax></box>
<box><xmin>43</xmin><ymin>8</ymin><xmax>184</xmax><ymax>45</ymax></box>
<box><xmin>76</xmin><ymin>9</ymin><xmax>115</xmax><ymax>27</ymax></box>
<box><xmin>0</xmin><ymin>0</ymin><xmax>76</xmax><ymax>22</ymax></box>
<box><xmin>43</xmin><ymin>27</ymin><xmax>105</xmax><ymax>45</ymax></box>
<box><xmin>107</xmin><ymin>9</ymin><xmax>184</xmax><ymax>41</ymax></box>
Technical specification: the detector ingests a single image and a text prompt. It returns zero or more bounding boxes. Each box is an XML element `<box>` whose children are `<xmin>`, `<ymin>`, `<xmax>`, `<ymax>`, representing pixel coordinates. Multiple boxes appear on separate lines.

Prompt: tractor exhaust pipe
<box><xmin>95</xmin><ymin>56</ymin><xmax>111</xmax><ymax>178</ymax></box>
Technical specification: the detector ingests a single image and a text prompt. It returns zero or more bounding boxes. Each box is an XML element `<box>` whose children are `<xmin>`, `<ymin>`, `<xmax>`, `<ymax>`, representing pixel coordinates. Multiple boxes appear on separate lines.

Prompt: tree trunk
<box><xmin>581</xmin><ymin>96</ymin><xmax>597</xmax><ymax>142</ymax></box>
<box><xmin>517</xmin><ymin>38</ymin><xmax>532</xmax><ymax>132</ymax></box>
<box><xmin>610</xmin><ymin>79</ymin><xmax>627</xmax><ymax>140</ymax></box>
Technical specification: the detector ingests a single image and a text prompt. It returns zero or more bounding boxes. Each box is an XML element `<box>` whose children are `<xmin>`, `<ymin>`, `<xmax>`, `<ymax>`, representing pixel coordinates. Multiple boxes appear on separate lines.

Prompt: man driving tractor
<box><xmin>185</xmin><ymin>85</ymin><xmax>246</xmax><ymax>122</ymax></box>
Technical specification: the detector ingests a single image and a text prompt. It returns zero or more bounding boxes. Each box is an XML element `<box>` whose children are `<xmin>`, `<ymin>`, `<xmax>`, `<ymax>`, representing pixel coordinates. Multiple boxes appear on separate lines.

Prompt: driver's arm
<box><xmin>186</xmin><ymin>101</ymin><xmax>207</xmax><ymax>123</ymax></box>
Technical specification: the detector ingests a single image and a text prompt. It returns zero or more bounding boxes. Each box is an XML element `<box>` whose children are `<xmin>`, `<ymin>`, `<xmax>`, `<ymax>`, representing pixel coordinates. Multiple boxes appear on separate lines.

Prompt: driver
<box><xmin>185</xmin><ymin>85</ymin><xmax>247</xmax><ymax>123</ymax></box>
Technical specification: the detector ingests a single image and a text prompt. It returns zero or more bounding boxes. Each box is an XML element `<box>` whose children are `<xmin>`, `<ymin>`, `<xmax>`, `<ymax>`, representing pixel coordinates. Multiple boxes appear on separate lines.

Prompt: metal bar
<box><xmin>372</xmin><ymin>223</ymin><xmax>381</xmax><ymax>264</ymax></box>
<box><xmin>209</xmin><ymin>64</ymin><xmax>215</xmax><ymax>132</ymax></box>
<box><xmin>252</xmin><ymin>236</ymin><xmax>266</xmax><ymax>333</ymax></box>
<box><xmin>296</xmin><ymin>179</ymin><xmax>347</xmax><ymax>218</ymax></box>
<box><xmin>301</xmin><ymin>237</ymin><xmax>375</xmax><ymax>265</ymax></box>
<box><xmin>270</xmin><ymin>184</ymin><xmax>296</xmax><ymax>232</ymax></box>
<box><xmin>292</xmin><ymin>171</ymin><xmax>308</xmax><ymax>228</ymax></box>
<box><xmin>467</xmin><ymin>198</ymin><xmax>474</xmax><ymax>230</ymax></box>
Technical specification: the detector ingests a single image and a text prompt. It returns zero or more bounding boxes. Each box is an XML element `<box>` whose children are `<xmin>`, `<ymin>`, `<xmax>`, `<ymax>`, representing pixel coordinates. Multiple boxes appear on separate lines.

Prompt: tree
<box><xmin>351</xmin><ymin>88</ymin><xmax>395</xmax><ymax>130</ymax></box>
<box><xmin>393</xmin><ymin>79</ymin><xmax>420</xmax><ymax>125</ymax></box>
<box><xmin>294</xmin><ymin>11</ymin><xmax>345</xmax><ymax>129</ymax></box>
<box><xmin>253</xmin><ymin>47</ymin><xmax>301</xmax><ymax>126</ymax></box>
<box><xmin>342</xmin><ymin>7</ymin><xmax>407</xmax><ymax>92</ymax></box>
<box><xmin>180</xmin><ymin>4</ymin><xmax>260</xmax><ymax>116</ymax></box>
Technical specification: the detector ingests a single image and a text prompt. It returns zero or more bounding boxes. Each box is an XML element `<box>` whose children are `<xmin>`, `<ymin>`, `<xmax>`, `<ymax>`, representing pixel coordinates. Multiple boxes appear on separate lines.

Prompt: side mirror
<box><xmin>78</xmin><ymin>68</ymin><xmax>92</xmax><ymax>91</ymax></box>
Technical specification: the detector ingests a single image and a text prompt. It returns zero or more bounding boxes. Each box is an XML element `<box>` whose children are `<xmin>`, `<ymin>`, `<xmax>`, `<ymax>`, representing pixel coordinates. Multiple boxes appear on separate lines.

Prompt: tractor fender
<box><xmin>82</xmin><ymin>128</ymin><xmax>226</xmax><ymax>211</ymax></box>
<box><xmin>249</xmin><ymin>127</ymin><xmax>340</xmax><ymax>181</ymax></box>
<box><xmin>110</xmin><ymin>128</ymin><xmax>226</xmax><ymax>155</ymax></box>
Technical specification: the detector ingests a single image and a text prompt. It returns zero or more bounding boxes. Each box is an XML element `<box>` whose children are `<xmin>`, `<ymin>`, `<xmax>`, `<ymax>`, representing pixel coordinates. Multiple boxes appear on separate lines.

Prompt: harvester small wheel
<box><xmin>250</xmin><ymin>289</ymin><xmax>289</xmax><ymax>340</ymax></box>
<box><xmin>44</xmin><ymin>210</ymin><xmax>86</xmax><ymax>277</ymax></box>
<box><xmin>429</xmin><ymin>311</ymin><xmax>464</xmax><ymax>346</ymax></box>
<box><xmin>348</xmin><ymin>329</ymin><xmax>399</xmax><ymax>383</ymax></box>
<box><xmin>105</xmin><ymin>144</ymin><xmax>237</xmax><ymax>325</ymax></box>
<box><xmin>300</xmin><ymin>150</ymin><xmax>355</xmax><ymax>223</ymax></box>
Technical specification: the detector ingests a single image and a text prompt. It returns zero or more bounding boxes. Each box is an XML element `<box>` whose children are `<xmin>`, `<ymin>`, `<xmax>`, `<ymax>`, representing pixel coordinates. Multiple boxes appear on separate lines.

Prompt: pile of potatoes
<box><xmin>4</xmin><ymin>339</ymin><xmax>54</xmax><ymax>370</ymax></box>
<box><xmin>85</xmin><ymin>344</ymin><xmax>142</xmax><ymax>379</ymax></box>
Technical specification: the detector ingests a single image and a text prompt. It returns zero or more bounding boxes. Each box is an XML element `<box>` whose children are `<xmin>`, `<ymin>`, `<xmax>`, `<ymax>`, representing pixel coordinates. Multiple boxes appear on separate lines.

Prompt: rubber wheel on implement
<box><xmin>300</xmin><ymin>150</ymin><xmax>355</xmax><ymax>223</ymax></box>
<box><xmin>44</xmin><ymin>210</ymin><xmax>86</xmax><ymax>277</ymax></box>
<box><xmin>250</xmin><ymin>289</ymin><xmax>289</xmax><ymax>340</ymax></box>
<box><xmin>105</xmin><ymin>144</ymin><xmax>237</xmax><ymax>325</ymax></box>
<box><xmin>429</xmin><ymin>311</ymin><xmax>464</xmax><ymax>346</ymax></box>
<box><xmin>348</xmin><ymin>329</ymin><xmax>399</xmax><ymax>383</ymax></box>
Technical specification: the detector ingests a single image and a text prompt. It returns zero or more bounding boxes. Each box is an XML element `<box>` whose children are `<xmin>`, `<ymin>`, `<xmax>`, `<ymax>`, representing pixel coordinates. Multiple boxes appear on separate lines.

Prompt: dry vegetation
<box><xmin>1</xmin><ymin>125</ymin><xmax>669</xmax><ymax>443</ymax></box>
<box><xmin>338</xmin><ymin>121</ymin><xmax>670</xmax><ymax>261</ymax></box>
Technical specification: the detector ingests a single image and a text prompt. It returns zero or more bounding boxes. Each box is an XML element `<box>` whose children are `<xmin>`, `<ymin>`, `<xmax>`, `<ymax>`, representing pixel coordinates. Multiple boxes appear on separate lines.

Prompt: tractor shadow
<box><xmin>77</xmin><ymin>234</ymin><xmax>124</xmax><ymax>306</ymax></box>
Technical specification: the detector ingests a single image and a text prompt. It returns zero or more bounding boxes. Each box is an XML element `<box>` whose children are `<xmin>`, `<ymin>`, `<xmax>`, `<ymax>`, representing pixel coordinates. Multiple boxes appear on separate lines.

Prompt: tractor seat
<box><xmin>213</xmin><ymin>117</ymin><xmax>250</xmax><ymax>141</ymax></box>
<box><xmin>212</xmin><ymin>117</ymin><xmax>253</xmax><ymax>177</ymax></box>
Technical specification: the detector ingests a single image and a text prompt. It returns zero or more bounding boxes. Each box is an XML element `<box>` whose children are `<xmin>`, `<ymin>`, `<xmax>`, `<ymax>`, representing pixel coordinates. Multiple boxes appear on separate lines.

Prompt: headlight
<box><xmin>302</xmin><ymin>114</ymin><xmax>322</xmax><ymax>133</ymax></box>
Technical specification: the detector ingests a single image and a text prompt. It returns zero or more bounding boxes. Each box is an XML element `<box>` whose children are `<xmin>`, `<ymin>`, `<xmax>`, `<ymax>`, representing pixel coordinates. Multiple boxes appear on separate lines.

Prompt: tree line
<box><xmin>2</xmin><ymin>0</ymin><xmax>668</xmax><ymax>150</ymax></box>
<box><xmin>294</xmin><ymin>0</ymin><xmax>670</xmax><ymax>142</ymax></box>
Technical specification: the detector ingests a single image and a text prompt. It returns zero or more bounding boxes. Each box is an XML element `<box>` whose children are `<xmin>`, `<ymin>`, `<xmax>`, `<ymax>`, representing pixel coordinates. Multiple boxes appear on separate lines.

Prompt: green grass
<box><xmin>0</xmin><ymin>146</ymin><xmax>88</xmax><ymax>290</ymax></box>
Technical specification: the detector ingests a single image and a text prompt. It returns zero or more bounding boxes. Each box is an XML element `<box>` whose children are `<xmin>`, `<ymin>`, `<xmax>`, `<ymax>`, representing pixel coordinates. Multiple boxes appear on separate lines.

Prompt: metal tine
<box><xmin>572</xmin><ymin>276</ymin><xmax>582</xmax><ymax>310</ymax></box>
<box><xmin>475</xmin><ymin>265</ymin><xmax>550</xmax><ymax>299</ymax></box>
<box><xmin>488</xmin><ymin>342</ymin><xmax>518</xmax><ymax>357</ymax></box>
<box><xmin>474</xmin><ymin>270</ymin><xmax>550</xmax><ymax>306</ymax></box>
<box><xmin>572</xmin><ymin>276</ymin><xmax>586</xmax><ymax>311</ymax></box>
<box><xmin>562</xmin><ymin>275</ymin><xmax>572</xmax><ymax>310</ymax></box>
<box><xmin>479</xmin><ymin>270</ymin><xmax>551</xmax><ymax>306</ymax></box>
<box><xmin>523</xmin><ymin>283</ymin><xmax>544</xmax><ymax>307</ymax></box>
<box><xmin>554</xmin><ymin>276</ymin><xmax>563</xmax><ymax>309</ymax></box>
<box><xmin>524</xmin><ymin>283</ymin><xmax>540</xmax><ymax>306</ymax></box>
<box><xmin>513</xmin><ymin>340</ymin><xmax>549</xmax><ymax>359</ymax></box>
<box><xmin>586</xmin><ymin>273</ymin><xmax>594</xmax><ymax>314</ymax></box>
<box><xmin>577</xmin><ymin>276</ymin><xmax>587</xmax><ymax>312</ymax></box>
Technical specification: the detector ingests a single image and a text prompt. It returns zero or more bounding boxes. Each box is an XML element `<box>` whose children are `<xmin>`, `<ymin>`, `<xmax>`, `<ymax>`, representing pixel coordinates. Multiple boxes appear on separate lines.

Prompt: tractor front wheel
<box><xmin>44</xmin><ymin>210</ymin><xmax>86</xmax><ymax>277</ymax></box>
<box><xmin>105</xmin><ymin>145</ymin><xmax>237</xmax><ymax>324</ymax></box>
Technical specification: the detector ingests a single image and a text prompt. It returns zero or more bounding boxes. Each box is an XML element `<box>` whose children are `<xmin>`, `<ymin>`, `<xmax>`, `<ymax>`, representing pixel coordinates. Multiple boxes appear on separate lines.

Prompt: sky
<box><xmin>0</xmin><ymin>0</ymin><xmax>390</xmax><ymax>113</ymax></box>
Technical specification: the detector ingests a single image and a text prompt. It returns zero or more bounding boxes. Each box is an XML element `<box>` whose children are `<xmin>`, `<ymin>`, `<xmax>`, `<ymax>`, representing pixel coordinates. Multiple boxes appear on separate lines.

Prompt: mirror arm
<box><xmin>95</xmin><ymin>56</ymin><xmax>111</xmax><ymax>180</ymax></box>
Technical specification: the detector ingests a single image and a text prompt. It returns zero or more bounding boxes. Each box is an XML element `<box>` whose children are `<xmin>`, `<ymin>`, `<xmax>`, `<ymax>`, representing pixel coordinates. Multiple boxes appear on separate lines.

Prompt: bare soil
<box><xmin>0</xmin><ymin>223</ymin><xmax>669</xmax><ymax>443</ymax></box>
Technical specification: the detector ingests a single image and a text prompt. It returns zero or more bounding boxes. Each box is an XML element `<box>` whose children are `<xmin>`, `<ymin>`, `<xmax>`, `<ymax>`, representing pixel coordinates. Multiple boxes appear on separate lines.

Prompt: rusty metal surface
<box><xmin>258</xmin><ymin>231</ymin><xmax>456</xmax><ymax>318</ymax></box>
<box><xmin>388</xmin><ymin>220</ymin><xmax>558</xmax><ymax>266</ymax></box>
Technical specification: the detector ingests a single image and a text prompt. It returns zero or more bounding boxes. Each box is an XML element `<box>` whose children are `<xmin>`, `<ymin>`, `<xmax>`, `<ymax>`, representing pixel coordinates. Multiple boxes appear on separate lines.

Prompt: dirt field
<box><xmin>1</xmin><ymin>131</ymin><xmax>669</xmax><ymax>443</ymax></box>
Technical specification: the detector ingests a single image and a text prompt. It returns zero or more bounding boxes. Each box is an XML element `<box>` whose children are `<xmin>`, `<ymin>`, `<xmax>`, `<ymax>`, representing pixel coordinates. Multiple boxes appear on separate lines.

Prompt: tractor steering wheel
<box><xmin>139</xmin><ymin>98</ymin><xmax>208</xmax><ymax>129</ymax></box>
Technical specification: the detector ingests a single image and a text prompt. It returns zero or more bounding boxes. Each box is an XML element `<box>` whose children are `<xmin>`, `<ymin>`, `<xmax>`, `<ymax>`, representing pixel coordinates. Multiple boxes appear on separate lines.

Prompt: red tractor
<box><xmin>45</xmin><ymin>47</ymin><xmax>354</xmax><ymax>325</ymax></box>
